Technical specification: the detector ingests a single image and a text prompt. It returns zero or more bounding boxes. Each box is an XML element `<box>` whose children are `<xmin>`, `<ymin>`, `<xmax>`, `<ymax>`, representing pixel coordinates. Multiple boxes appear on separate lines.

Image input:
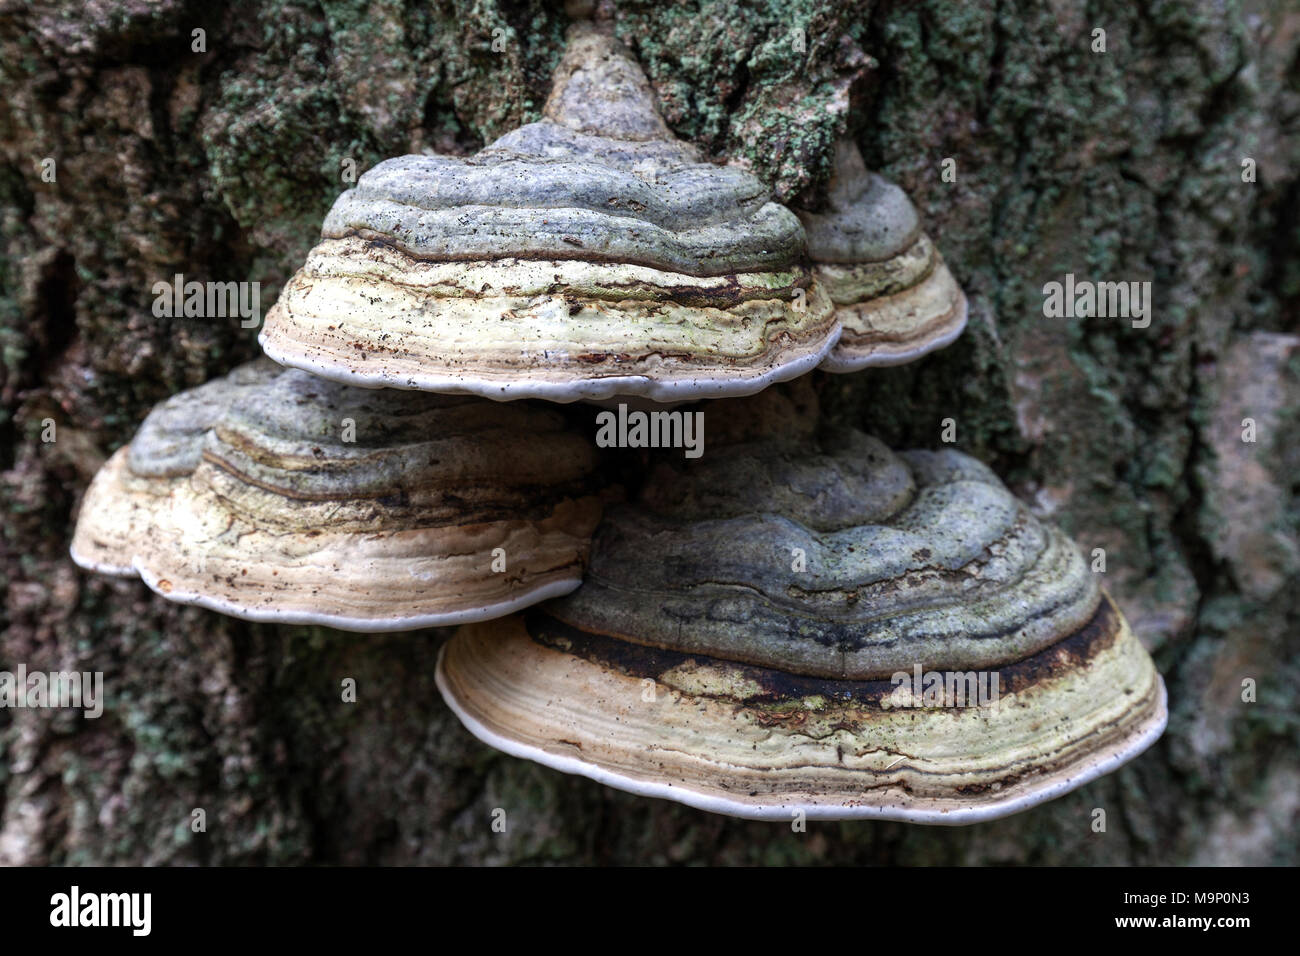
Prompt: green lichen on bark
<box><xmin>2</xmin><ymin>0</ymin><xmax>1298</xmax><ymax>864</ymax></box>
<box><xmin>613</xmin><ymin>0</ymin><xmax>872</xmax><ymax>201</ymax></box>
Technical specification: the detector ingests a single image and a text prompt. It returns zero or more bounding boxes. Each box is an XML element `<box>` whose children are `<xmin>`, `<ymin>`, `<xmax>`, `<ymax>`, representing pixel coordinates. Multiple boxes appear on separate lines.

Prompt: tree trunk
<box><xmin>2</xmin><ymin>0</ymin><xmax>1297</xmax><ymax>864</ymax></box>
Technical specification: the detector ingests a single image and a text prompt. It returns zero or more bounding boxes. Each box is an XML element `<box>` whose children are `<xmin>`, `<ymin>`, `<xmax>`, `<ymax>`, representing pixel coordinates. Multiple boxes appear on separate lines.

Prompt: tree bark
<box><xmin>1</xmin><ymin>0</ymin><xmax>1297</xmax><ymax>864</ymax></box>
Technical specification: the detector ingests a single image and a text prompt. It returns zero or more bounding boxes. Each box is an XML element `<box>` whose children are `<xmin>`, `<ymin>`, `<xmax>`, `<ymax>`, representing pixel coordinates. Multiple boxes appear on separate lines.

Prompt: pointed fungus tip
<box><xmin>545</xmin><ymin>28</ymin><xmax>670</xmax><ymax>142</ymax></box>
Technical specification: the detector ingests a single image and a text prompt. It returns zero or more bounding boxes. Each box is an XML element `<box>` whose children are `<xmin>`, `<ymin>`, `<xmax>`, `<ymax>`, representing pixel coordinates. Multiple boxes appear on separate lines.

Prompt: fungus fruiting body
<box><xmin>70</xmin><ymin>358</ymin><xmax>282</xmax><ymax>576</ymax></box>
<box><xmin>69</xmin><ymin>17</ymin><xmax>1165</xmax><ymax>830</ymax></box>
<box><xmin>259</xmin><ymin>27</ymin><xmax>838</xmax><ymax>403</ymax></box>
<box><xmin>70</xmin><ymin>363</ymin><xmax>605</xmax><ymax>630</ymax></box>
<box><xmin>799</xmin><ymin>140</ymin><xmax>968</xmax><ymax>372</ymax></box>
<box><xmin>435</xmin><ymin>390</ymin><xmax>1166</xmax><ymax>822</ymax></box>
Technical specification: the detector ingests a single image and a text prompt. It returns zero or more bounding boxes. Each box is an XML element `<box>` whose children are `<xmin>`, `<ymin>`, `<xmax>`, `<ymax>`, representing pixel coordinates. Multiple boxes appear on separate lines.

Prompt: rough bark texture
<box><xmin>2</xmin><ymin>0</ymin><xmax>1298</xmax><ymax>865</ymax></box>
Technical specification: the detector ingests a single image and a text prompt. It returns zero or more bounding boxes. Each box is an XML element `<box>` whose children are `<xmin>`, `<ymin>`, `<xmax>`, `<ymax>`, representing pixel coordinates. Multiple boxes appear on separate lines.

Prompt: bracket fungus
<box><xmin>260</xmin><ymin>26</ymin><xmax>837</xmax><ymax>403</ymax></box>
<box><xmin>71</xmin><ymin>362</ymin><xmax>605</xmax><ymax>630</ymax></box>
<box><xmin>799</xmin><ymin>140</ymin><xmax>968</xmax><ymax>372</ymax></box>
<box><xmin>436</xmin><ymin>390</ymin><xmax>1166</xmax><ymax>822</ymax></box>
<box><xmin>69</xmin><ymin>15</ymin><xmax>1159</xmax><ymax>831</ymax></box>
<box><xmin>70</xmin><ymin>358</ymin><xmax>282</xmax><ymax>576</ymax></box>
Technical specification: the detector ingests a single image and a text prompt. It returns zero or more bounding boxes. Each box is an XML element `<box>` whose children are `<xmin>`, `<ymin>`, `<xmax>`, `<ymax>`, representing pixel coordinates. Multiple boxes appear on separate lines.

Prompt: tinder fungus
<box><xmin>71</xmin><ymin>362</ymin><xmax>604</xmax><ymax>630</ymax></box>
<box><xmin>260</xmin><ymin>26</ymin><xmax>837</xmax><ymax>402</ymax></box>
<box><xmin>436</xmin><ymin>390</ymin><xmax>1166</xmax><ymax>822</ymax></box>
<box><xmin>799</xmin><ymin>140</ymin><xmax>968</xmax><ymax>372</ymax></box>
<box><xmin>69</xmin><ymin>358</ymin><xmax>281</xmax><ymax>575</ymax></box>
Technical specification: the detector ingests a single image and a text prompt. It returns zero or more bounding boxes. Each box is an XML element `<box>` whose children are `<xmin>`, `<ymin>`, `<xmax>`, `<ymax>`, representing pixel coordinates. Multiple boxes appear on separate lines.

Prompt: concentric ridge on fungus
<box><xmin>259</xmin><ymin>26</ymin><xmax>837</xmax><ymax>403</ymax></box>
<box><xmin>436</xmin><ymin>388</ymin><xmax>1167</xmax><ymax>822</ymax></box>
<box><xmin>799</xmin><ymin>140</ymin><xmax>968</xmax><ymax>372</ymax></box>
<box><xmin>69</xmin><ymin>358</ymin><xmax>282</xmax><ymax>576</ymax></box>
<box><xmin>70</xmin><ymin>362</ymin><xmax>605</xmax><ymax>630</ymax></box>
